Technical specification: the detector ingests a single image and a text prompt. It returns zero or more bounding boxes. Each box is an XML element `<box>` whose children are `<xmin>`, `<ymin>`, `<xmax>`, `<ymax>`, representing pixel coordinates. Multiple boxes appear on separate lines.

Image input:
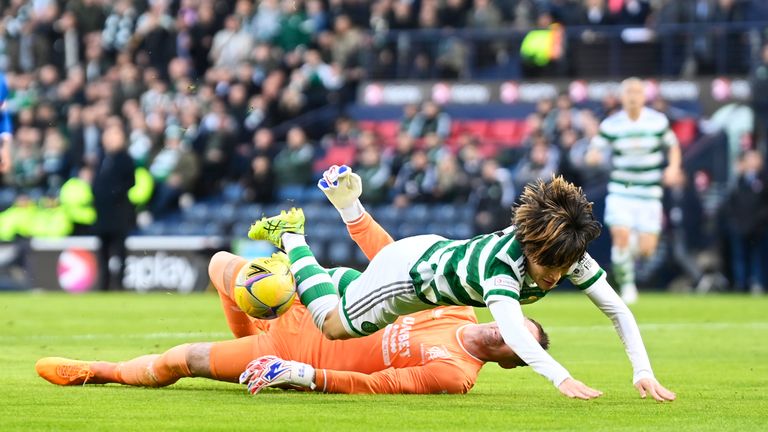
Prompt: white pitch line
<box><xmin>540</xmin><ymin>322</ymin><xmax>768</xmax><ymax>332</ymax></box>
<box><xmin>2</xmin><ymin>322</ymin><xmax>767</xmax><ymax>342</ymax></box>
<box><xmin>0</xmin><ymin>331</ymin><xmax>232</xmax><ymax>342</ymax></box>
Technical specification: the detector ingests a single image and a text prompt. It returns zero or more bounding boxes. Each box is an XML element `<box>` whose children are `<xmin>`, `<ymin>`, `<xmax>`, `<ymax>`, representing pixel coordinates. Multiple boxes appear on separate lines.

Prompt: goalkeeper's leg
<box><xmin>36</xmin><ymin>336</ymin><xmax>282</xmax><ymax>387</ymax></box>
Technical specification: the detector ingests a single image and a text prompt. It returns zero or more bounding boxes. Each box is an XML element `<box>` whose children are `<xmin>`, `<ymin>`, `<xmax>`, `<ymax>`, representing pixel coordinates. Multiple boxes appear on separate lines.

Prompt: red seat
<box><xmin>672</xmin><ymin>119</ymin><xmax>697</xmax><ymax>148</ymax></box>
<box><xmin>462</xmin><ymin>121</ymin><xmax>489</xmax><ymax>138</ymax></box>
<box><xmin>358</xmin><ymin>121</ymin><xmax>377</xmax><ymax>132</ymax></box>
<box><xmin>375</xmin><ymin>121</ymin><xmax>401</xmax><ymax>142</ymax></box>
<box><xmin>489</xmin><ymin>120</ymin><xmax>522</xmax><ymax>146</ymax></box>
<box><xmin>313</xmin><ymin>145</ymin><xmax>357</xmax><ymax>172</ymax></box>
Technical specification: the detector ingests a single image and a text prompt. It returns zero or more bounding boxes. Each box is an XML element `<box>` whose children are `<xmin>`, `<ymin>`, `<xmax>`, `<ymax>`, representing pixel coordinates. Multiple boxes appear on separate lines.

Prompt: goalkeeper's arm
<box><xmin>317</xmin><ymin>164</ymin><xmax>366</xmax><ymax>223</ymax></box>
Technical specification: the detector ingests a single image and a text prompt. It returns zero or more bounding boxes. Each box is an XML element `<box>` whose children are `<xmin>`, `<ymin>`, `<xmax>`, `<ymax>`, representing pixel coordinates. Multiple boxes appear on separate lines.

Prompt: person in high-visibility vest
<box><xmin>129</xmin><ymin>166</ymin><xmax>154</xmax><ymax>208</ymax></box>
<box><xmin>60</xmin><ymin>167</ymin><xmax>97</xmax><ymax>234</ymax></box>
<box><xmin>520</xmin><ymin>13</ymin><xmax>564</xmax><ymax>75</ymax></box>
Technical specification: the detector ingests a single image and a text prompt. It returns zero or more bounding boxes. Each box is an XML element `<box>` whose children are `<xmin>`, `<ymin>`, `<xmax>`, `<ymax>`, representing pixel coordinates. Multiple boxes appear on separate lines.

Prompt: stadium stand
<box><xmin>0</xmin><ymin>0</ymin><xmax>767</xmax><ymax>289</ymax></box>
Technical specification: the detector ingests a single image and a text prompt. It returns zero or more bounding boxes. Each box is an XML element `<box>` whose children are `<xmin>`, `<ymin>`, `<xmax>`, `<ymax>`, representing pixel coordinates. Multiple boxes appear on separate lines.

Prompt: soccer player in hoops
<box><xmin>248</xmin><ymin>165</ymin><xmax>676</xmax><ymax>401</ymax></box>
<box><xmin>587</xmin><ymin>78</ymin><xmax>684</xmax><ymax>304</ymax></box>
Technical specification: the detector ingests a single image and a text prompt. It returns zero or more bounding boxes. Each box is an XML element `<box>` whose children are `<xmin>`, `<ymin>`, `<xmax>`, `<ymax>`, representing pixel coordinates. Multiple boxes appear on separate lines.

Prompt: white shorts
<box><xmin>604</xmin><ymin>193</ymin><xmax>663</xmax><ymax>234</ymax></box>
<box><xmin>338</xmin><ymin>234</ymin><xmax>445</xmax><ymax>336</ymax></box>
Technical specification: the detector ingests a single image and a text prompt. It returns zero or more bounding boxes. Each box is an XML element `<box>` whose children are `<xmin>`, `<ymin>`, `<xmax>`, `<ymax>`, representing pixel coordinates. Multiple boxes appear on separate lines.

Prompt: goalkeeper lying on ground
<box><xmin>248</xmin><ymin>165</ymin><xmax>676</xmax><ymax>401</ymax></box>
<box><xmin>35</xmin><ymin>203</ymin><xmax>548</xmax><ymax>394</ymax></box>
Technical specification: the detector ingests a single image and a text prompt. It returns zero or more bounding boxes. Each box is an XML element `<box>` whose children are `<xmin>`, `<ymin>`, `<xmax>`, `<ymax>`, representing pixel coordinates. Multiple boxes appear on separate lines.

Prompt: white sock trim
<box><xmin>282</xmin><ymin>233</ymin><xmax>307</xmax><ymax>251</ymax></box>
<box><xmin>306</xmin><ymin>295</ymin><xmax>338</xmax><ymax>331</ymax></box>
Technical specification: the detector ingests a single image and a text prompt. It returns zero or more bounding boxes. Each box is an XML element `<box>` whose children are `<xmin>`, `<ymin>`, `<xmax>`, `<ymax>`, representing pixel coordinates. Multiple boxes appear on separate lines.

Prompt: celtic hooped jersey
<box><xmin>408</xmin><ymin>226</ymin><xmax>605</xmax><ymax>307</ymax></box>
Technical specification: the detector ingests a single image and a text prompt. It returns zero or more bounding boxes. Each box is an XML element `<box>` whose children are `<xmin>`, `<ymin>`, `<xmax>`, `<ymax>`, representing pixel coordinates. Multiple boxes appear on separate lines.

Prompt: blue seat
<box><xmin>327</xmin><ymin>241</ymin><xmax>352</xmax><ymax>264</ymax></box>
<box><xmin>276</xmin><ymin>185</ymin><xmax>305</xmax><ymax>203</ymax></box>
<box><xmin>183</xmin><ymin>202</ymin><xmax>211</xmax><ymax>223</ymax></box>
<box><xmin>433</xmin><ymin>204</ymin><xmax>459</xmax><ymax>223</ymax></box>
<box><xmin>375</xmin><ymin>206</ymin><xmax>401</xmax><ymax>224</ymax></box>
<box><xmin>231</xmin><ymin>221</ymin><xmax>253</xmax><ymax>238</ymax></box>
<box><xmin>403</xmin><ymin>204</ymin><xmax>429</xmax><ymax>223</ymax></box>
<box><xmin>237</xmin><ymin>204</ymin><xmax>264</xmax><ymax>222</ymax></box>
<box><xmin>222</xmin><ymin>182</ymin><xmax>246</xmax><ymax>203</ymax></box>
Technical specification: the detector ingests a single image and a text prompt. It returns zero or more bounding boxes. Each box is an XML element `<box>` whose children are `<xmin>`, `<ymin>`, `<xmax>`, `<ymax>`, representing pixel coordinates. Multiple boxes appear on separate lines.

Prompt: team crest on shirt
<box><xmin>362</xmin><ymin>321</ymin><xmax>380</xmax><ymax>333</ymax></box>
<box><xmin>422</xmin><ymin>345</ymin><xmax>451</xmax><ymax>362</ymax></box>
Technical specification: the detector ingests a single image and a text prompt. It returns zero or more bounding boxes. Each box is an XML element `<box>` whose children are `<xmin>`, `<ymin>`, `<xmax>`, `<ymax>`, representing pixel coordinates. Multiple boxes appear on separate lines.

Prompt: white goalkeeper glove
<box><xmin>317</xmin><ymin>164</ymin><xmax>365</xmax><ymax>223</ymax></box>
<box><xmin>239</xmin><ymin>356</ymin><xmax>316</xmax><ymax>395</ymax></box>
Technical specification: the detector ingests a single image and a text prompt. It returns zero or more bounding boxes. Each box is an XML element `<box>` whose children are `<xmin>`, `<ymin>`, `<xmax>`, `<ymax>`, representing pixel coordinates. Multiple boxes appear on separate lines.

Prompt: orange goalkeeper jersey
<box><xmin>268</xmin><ymin>300</ymin><xmax>484</xmax><ymax>394</ymax></box>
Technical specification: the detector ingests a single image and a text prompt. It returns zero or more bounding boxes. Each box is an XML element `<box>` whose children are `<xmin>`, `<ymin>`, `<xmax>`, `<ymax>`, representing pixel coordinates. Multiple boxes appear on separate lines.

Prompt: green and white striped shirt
<box><xmin>592</xmin><ymin>107</ymin><xmax>678</xmax><ymax>200</ymax></box>
<box><xmin>408</xmin><ymin>226</ymin><xmax>605</xmax><ymax>307</ymax></box>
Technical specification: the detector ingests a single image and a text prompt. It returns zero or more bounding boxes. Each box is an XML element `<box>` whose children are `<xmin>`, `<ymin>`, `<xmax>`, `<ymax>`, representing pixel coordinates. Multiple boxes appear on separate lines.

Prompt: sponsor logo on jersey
<box><xmin>422</xmin><ymin>345</ymin><xmax>451</xmax><ymax>362</ymax></box>
<box><xmin>493</xmin><ymin>276</ymin><xmax>515</xmax><ymax>289</ymax></box>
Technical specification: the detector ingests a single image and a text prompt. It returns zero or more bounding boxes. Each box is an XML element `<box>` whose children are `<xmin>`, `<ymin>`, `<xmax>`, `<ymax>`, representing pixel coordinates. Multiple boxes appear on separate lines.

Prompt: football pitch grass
<box><xmin>1</xmin><ymin>292</ymin><xmax>766</xmax><ymax>431</ymax></box>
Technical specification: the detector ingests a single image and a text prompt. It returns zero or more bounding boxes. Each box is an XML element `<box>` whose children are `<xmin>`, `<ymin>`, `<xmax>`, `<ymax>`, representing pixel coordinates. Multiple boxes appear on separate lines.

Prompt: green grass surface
<box><xmin>1</xmin><ymin>292</ymin><xmax>767</xmax><ymax>431</ymax></box>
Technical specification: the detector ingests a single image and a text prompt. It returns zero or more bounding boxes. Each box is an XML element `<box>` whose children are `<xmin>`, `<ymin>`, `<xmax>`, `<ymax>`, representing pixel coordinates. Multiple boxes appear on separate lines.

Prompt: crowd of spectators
<box><xmin>0</xmin><ymin>0</ymin><xmax>764</xmax><ymax>227</ymax></box>
<box><xmin>0</xmin><ymin>0</ymin><xmax>765</xmax><ymax>291</ymax></box>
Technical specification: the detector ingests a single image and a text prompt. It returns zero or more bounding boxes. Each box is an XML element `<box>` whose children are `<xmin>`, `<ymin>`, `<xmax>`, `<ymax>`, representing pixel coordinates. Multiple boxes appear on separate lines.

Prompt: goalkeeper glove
<box><xmin>317</xmin><ymin>164</ymin><xmax>365</xmax><ymax>223</ymax></box>
<box><xmin>239</xmin><ymin>356</ymin><xmax>316</xmax><ymax>395</ymax></box>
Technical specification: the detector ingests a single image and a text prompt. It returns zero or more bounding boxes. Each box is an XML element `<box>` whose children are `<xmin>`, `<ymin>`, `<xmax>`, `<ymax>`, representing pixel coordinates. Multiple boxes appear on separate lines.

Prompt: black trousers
<box><xmin>97</xmin><ymin>231</ymin><xmax>128</xmax><ymax>291</ymax></box>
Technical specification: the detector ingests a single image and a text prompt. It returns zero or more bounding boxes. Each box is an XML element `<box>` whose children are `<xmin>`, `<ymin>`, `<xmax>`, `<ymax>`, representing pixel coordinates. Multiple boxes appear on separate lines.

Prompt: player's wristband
<box><xmin>339</xmin><ymin>200</ymin><xmax>365</xmax><ymax>224</ymax></box>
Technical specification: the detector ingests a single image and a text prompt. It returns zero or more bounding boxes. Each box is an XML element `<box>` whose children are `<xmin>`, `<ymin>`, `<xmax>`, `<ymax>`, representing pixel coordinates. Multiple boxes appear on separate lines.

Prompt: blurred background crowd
<box><xmin>0</xmin><ymin>0</ymin><xmax>767</xmax><ymax>292</ymax></box>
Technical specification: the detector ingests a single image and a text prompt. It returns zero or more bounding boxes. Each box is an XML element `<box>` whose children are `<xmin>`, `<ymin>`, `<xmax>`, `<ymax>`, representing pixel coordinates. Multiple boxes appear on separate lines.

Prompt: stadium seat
<box><xmin>433</xmin><ymin>204</ymin><xmax>459</xmax><ymax>223</ymax></box>
<box><xmin>222</xmin><ymin>182</ymin><xmax>245</xmax><ymax>203</ymax></box>
<box><xmin>183</xmin><ymin>202</ymin><xmax>211</xmax><ymax>223</ymax></box>
<box><xmin>404</xmin><ymin>204</ymin><xmax>430</xmax><ymax>223</ymax></box>
<box><xmin>276</xmin><ymin>186</ymin><xmax>306</xmax><ymax>203</ymax></box>
<box><xmin>358</xmin><ymin>121</ymin><xmax>377</xmax><ymax>132</ymax></box>
<box><xmin>462</xmin><ymin>121</ymin><xmax>489</xmax><ymax>138</ymax></box>
<box><xmin>375</xmin><ymin>121</ymin><xmax>400</xmax><ymax>142</ymax></box>
<box><xmin>327</xmin><ymin>240</ymin><xmax>353</xmax><ymax>264</ymax></box>
<box><xmin>489</xmin><ymin>120</ymin><xmax>523</xmax><ymax>146</ymax></box>
<box><xmin>313</xmin><ymin>146</ymin><xmax>357</xmax><ymax>173</ymax></box>
<box><xmin>238</xmin><ymin>204</ymin><xmax>264</xmax><ymax>222</ymax></box>
<box><xmin>376</xmin><ymin>205</ymin><xmax>401</xmax><ymax>224</ymax></box>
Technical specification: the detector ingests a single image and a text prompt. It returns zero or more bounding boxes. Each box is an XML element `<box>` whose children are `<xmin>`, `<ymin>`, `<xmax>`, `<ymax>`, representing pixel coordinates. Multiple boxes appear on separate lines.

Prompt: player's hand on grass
<box><xmin>634</xmin><ymin>377</ymin><xmax>676</xmax><ymax>402</ymax></box>
<box><xmin>557</xmin><ymin>378</ymin><xmax>603</xmax><ymax>400</ymax></box>
<box><xmin>239</xmin><ymin>356</ymin><xmax>316</xmax><ymax>395</ymax></box>
<box><xmin>318</xmin><ymin>164</ymin><xmax>365</xmax><ymax>222</ymax></box>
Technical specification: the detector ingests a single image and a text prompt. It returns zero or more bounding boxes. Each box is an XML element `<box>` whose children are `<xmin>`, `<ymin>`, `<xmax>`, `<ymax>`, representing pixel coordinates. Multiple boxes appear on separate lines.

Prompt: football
<box><xmin>233</xmin><ymin>253</ymin><xmax>297</xmax><ymax>320</ymax></box>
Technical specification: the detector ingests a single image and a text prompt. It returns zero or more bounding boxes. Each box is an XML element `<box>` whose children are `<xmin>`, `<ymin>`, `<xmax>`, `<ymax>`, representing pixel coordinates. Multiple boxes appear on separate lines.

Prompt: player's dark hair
<box><xmin>512</xmin><ymin>176</ymin><xmax>602</xmax><ymax>268</ymax></box>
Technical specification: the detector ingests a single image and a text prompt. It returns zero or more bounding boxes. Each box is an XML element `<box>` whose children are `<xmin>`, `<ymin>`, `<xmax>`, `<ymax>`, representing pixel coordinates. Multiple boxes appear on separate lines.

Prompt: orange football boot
<box><xmin>36</xmin><ymin>357</ymin><xmax>95</xmax><ymax>386</ymax></box>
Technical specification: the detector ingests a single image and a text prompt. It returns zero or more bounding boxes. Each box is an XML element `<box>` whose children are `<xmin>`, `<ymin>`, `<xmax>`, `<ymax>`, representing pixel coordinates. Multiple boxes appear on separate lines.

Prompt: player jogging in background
<box><xmin>248</xmin><ymin>165</ymin><xmax>676</xmax><ymax>401</ymax></box>
<box><xmin>0</xmin><ymin>71</ymin><xmax>13</xmax><ymax>172</ymax></box>
<box><xmin>587</xmin><ymin>77</ymin><xmax>684</xmax><ymax>304</ymax></box>
<box><xmin>36</xmin><ymin>217</ymin><xmax>549</xmax><ymax>395</ymax></box>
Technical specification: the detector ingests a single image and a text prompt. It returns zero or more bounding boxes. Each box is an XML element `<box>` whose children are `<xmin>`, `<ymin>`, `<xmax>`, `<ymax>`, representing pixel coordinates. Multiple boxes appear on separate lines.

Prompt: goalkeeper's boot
<box><xmin>248</xmin><ymin>207</ymin><xmax>305</xmax><ymax>250</ymax></box>
<box><xmin>36</xmin><ymin>357</ymin><xmax>95</xmax><ymax>386</ymax></box>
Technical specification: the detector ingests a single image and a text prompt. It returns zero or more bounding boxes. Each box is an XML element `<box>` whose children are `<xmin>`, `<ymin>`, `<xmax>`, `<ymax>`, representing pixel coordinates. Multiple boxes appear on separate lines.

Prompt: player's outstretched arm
<box><xmin>318</xmin><ymin>165</ymin><xmax>396</xmax><ymax>260</ymax></box>
<box><xmin>583</xmin><ymin>275</ymin><xmax>676</xmax><ymax>402</ymax></box>
<box><xmin>487</xmin><ymin>297</ymin><xmax>602</xmax><ymax>400</ymax></box>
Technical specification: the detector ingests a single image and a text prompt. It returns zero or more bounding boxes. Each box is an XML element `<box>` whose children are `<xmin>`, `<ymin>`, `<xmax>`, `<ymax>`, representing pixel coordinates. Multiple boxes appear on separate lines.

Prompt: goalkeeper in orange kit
<box><xmin>36</xmin><ymin>187</ymin><xmax>548</xmax><ymax>395</ymax></box>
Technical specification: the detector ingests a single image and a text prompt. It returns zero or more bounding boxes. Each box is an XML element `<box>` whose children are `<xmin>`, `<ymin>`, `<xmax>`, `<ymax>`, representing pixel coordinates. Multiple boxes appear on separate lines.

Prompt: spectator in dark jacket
<box><xmin>92</xmin><ymin>123</ymin><xmax>135</xmax><ymax>291</ymax></box>
<box><xmin>408</xmin><ymin>101</ymin><xmax>452</xmax><ymax>139</ymax></box>
<box><xmin>725</xmin><ymin>150</ymin><xmax>768</xmax><ymax>294</ymax></box>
